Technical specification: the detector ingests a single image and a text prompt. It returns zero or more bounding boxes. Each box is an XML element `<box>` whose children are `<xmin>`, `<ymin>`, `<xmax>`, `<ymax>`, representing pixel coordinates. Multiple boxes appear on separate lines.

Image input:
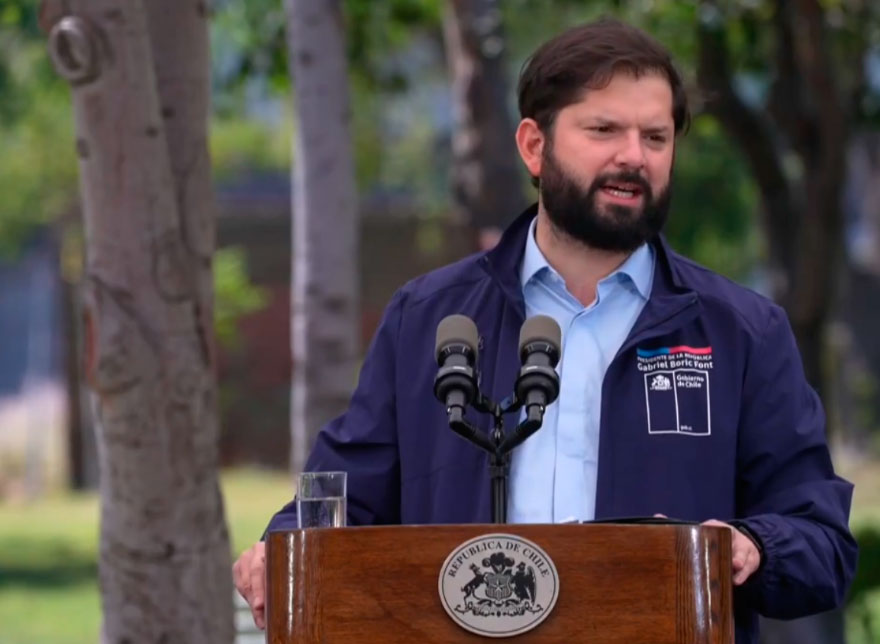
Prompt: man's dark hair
<box><xmin>517</xmin><ymin>18</ymin><xmax>690</xmax><ymax>136</ymax></box>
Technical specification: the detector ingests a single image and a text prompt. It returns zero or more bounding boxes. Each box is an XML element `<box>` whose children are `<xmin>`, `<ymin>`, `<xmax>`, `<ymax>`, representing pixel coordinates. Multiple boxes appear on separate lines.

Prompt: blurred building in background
<box><xmin>0</xmin><ymin>231</ymin><xmax>67</xmax><ymax>499</ymax></box>
<box><xmin>214</xmin><ymin>172</ymin><xmax>473</xmax><ymax>468</ymax></box>
<box><xmin>0</xmin><ymin>175</ymin><xmax>478</xmax><ymax>496</ymax></box>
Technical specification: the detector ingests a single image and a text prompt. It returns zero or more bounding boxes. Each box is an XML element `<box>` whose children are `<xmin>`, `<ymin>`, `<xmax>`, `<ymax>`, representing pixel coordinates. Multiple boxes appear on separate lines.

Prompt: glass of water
<box><xmin>296</xmin><ymin>471</ymin><xmax>347</xmax><ymax>528</ymax></box>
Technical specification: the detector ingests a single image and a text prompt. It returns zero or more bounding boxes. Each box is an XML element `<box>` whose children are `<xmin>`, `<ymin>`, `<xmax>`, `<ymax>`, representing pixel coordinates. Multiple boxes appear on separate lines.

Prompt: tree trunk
<box><xmin>838</xmin><ymin>133</ymin><xmax>880</xmax><ymax>448</ymax></box>
<box><xmin>42</xmin><ymin>2</ymin><xmax>233</xmax><ymax>642</ymax></box>
<box><xmin>846</xmin><ymin>132</ymin><xmax>880</xmax><ymax>274</ymax></box>
<box><xmin>60</xmin><ymin>241</ymin><xmax>87</xmax><ymax>490</ymax></box>
<box><xmin>284</xmin><ymin>0</ymin><xmax>360</xmax><ymax>475</ymax></box>
<box><xmin>443</xmin><ymin>0</ymin><xmax>526</xmax><ymax>250</ymax></box>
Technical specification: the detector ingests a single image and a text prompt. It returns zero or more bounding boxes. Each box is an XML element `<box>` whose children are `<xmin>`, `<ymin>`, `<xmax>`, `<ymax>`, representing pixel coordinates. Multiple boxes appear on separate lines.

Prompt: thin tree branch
<box><xmin>767</xmin><ymin>1</ymin><xmax>814</xmax><ymax>160</ymax></box>
<box><xmin>790</xmin><ymin>0</ymin><xmax>848</xmax><ymax>175</ymax></box>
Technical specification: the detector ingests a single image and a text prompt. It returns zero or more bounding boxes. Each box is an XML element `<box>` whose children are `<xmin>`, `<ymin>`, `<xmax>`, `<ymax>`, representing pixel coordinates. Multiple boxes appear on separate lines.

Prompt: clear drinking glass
<box><xmin>296</xmin><ymin>471</ymin><xmax>347</xmax><ymax>528</ymax></box>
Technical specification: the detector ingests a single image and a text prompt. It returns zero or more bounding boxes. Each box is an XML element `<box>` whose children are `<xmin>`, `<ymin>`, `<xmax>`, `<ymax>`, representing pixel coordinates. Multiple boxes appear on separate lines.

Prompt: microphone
<box><xmin>431</xmin><ymin>313</ymin><xmax>562</xmax><ymax>523</ymax></box>
<box><xmin>433</xmin><ymin>314</ymin><xmax>479</xmax><ymax>414</ymax></box>
<box><xmin>515</xmin><ymin>315</ymin><xmax>561</xmax><ymax>420</ymax></box>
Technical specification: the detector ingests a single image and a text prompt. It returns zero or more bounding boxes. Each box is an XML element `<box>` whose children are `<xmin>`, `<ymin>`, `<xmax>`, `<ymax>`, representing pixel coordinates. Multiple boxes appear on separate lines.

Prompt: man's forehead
<box><xmin>565</xmin><ymin>74</ymin><xmax>674</xmax><ymax>120</ymax></box>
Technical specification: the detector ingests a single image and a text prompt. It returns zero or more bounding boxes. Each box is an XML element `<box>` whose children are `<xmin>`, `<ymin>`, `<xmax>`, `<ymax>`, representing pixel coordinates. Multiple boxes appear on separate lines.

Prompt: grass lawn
<box><xmin>0</xmin><ymin>468</ymin><xmax>293</xmax><ymax>644</ymax></box>
<box><xmin>0</xmin><ymin>461</ymin><xmax>879</xmax><ymax>643</ymax></box>
<box><xmin>841</xmin><ymin>456</ymin><xmax>880</xmax><ymax>527</ymax></box>
<box><xmin>0</xmin><ymin>491</ymin><xmax>100</xmax><ymax>644</ymax></box>
<box><xmin>838</xmin><ymin>456</ymin><xmax>880</xmax><ymax>644</ymax></box>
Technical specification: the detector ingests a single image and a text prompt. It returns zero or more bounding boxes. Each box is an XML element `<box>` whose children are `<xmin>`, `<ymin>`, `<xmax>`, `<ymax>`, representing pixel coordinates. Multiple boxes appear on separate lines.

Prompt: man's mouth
<box><xmin>600</xmin><ymin>182</ymin><xmax>644</xmax><ymax>200</ymax></box>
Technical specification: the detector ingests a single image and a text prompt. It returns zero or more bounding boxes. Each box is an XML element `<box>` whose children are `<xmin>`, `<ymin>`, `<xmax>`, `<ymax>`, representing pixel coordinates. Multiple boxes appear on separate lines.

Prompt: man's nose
<box><xmin>613</xmin><ymin>130</ymin><xmax>646</xmax><ymax>170</ymax></box>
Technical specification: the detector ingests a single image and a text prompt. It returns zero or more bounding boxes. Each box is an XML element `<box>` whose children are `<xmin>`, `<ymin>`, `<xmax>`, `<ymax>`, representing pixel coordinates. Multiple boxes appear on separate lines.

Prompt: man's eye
<box><xmin>591</xmin><ymin>126</ymin><xmax>613</xmax><ymax>134</ymax></box>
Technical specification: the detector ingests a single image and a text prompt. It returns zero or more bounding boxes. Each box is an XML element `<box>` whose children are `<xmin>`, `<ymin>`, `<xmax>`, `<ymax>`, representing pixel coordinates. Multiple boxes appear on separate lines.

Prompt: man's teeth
<box><xmin>605</xmin><ymin>187</ymin><xmax>636</xmax><ymax>198</ymax></box>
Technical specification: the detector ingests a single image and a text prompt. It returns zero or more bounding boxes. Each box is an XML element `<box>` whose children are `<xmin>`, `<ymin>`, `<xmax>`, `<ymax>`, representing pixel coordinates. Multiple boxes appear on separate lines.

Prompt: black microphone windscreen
<box><xmin>519</xmin><ymin>315</ymin><xmax>561</xmax><ymax>355</ymax></box>
<box><xmin>435</xmin><ymin>314</ymin><xmax>479</xmax><ymax>362</ymax></box>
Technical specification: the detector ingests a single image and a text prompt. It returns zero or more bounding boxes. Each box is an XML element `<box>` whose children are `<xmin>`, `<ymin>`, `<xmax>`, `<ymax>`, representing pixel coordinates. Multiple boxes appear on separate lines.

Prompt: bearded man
<box><xmin>234</xmin><ymin>19</ymin><xmax>856</xmax><ymax>643</ymax></box>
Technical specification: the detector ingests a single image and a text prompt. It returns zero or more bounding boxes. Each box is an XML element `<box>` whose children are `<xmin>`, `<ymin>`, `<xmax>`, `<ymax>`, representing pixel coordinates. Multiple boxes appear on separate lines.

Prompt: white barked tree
<box><xmin>42</xmin><ymin>1</ymin><xmax>234</xmax><ymax>641</ymax></box>
<box><xmin>284</xmin><ymin>0</ymin><xmax>360</xmax><ymax>475</ymax></box>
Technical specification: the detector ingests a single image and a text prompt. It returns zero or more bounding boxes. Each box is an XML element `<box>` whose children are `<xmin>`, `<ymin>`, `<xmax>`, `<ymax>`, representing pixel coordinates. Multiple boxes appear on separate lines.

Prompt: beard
<box><xmin>539</xmin><ymin>148</ymin><xmax>671</xmax><ymax>253</ymax></box>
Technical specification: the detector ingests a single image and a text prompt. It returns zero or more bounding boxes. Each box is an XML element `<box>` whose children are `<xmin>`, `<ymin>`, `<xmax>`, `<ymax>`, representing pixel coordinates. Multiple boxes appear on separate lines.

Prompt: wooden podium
<box><xmin>266</xmin><ymin>523</ymin><xmax>733</xmax><ymax>643</ymax></box>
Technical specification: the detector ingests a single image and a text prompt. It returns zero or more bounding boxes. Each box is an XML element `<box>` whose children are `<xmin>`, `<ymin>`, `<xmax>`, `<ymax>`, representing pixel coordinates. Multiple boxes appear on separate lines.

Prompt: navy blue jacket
<box><xmin>267</xmin><ymin>206</ymin><xmax>856</xmax><ymax>642</ymax></box>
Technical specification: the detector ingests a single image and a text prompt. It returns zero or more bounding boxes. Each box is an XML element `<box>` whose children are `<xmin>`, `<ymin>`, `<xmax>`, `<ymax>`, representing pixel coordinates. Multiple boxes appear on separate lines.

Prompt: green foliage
<box><xmin>344</xmin><ymin>0</ymin><xmax>442</xmax><ymax>91</ymax></box>
<box><xmin>502</xmin><ymin>0</ymin><xmax>700</xmax><ymax>70</ymax></box>
<box><xmin>850</xmin><ymin>525</ymin><xmax>880</xmax><ymax>606</ymax></box>
<box><xmin>211</xmin><ymin>0</ymin><xmax>443</xmax><ymax>96</ymax></box>
<box><xmin>0</xmin><ymin>1</ymin><xmax>78</xmax><ymax>259</ymax></box>
<box><xmin>213</xmin><ymin>247</ymin><xmax>269</xmax><ymax>349</ymax></box>
<box><xmin>210</xmin><ymin>114</ymin><xmax>294</xmax><ymax>180</ymax></box>
<box><xmin>667</xmin><ymin>115</ymin><xmax>759</xmax><ymax>280</ymax></box>
<box><xmin>211</xmin><ymin>0</ymin><xmax>289</xmax><ymax>105</ymax></box>
<box><xmin>851</xmin><ymin>368</ymin><xmax>880</xmax><ymax>443</ymax></box>
<box><xmin>210</xmin><ymin>0</ymin><xmax>447</xmax><ymax>196</ymax></box>
<box><xmin>503</xmin><ymin>0</ymin><xmax>616</xmax><ymax>63</ymax></box>
<box><xmin>0</xmin><ymin>0</ymin><xmax>56</xmax><ymax>121</ymax></box>
<box><xmin>847</xmin><ymin>525</ymin><xmax>880</xmax><ymax>643</ymax></box>
<box><xmin>0</xmin><ymin>85</ymin><xmax>78</xmax><ymax>259</ymax></box>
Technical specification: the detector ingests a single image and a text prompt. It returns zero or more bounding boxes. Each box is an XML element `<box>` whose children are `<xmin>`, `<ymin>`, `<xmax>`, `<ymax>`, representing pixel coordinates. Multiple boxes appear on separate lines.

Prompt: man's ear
<box><xmin>515</xmin><ymin>118</ymin><xmax>545</xmax><ymax>181</ymax></box>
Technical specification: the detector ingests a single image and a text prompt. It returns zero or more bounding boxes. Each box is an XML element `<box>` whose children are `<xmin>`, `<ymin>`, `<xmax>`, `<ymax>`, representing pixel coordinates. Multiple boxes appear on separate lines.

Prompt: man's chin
<box><xmin>596</xmin><ymin>203</ymin><xmax>647</xmax><ymax>223</ymax></box>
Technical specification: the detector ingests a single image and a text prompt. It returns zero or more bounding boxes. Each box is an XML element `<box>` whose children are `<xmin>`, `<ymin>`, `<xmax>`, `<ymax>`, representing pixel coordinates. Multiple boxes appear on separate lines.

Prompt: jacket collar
<box><xmin>479</xmin><ymin>205</ymin><xmax>536</xmax><ymax>317</ymax></box>
<box><xmin>481</xmin><ymin>202</ymin><xmax>695</xmax><ymax>305</ymax></box>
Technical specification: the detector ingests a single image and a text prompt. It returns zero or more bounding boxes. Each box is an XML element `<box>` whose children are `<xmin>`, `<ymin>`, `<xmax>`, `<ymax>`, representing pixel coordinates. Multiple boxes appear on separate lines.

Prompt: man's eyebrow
<box><xmin>586</xmin><ymin>117</ymin><xmax>623</xmax><ymax>127</ymax></box>
<box><xmin>642</xmin><ymin>125</ymin><xmax>672</xmax><ymax>135</ymax></box>
<box><xmin>584</xmin><ymin>117</ymin><xmax>671</xmax><ymax>133</ymax></box>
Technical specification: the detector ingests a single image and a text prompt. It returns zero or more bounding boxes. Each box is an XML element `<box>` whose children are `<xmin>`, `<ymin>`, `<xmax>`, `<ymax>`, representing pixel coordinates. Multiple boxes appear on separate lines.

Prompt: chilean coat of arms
<box><xmin>438</xmin><ymin>534</ymin><xmax>560</xmax><ymax>638</ymax></box>
<box><xmin>457</xmin><ymin>552</ymin><xmax>541</xmax><ymax>616</ymax></box>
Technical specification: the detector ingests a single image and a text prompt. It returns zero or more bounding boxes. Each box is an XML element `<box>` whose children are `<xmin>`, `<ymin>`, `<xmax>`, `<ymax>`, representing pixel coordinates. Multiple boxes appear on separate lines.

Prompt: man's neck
<box><xmin>534</xmin><ymin>207</ymin><xmax>631</xmax><ymax>307</ymax></box>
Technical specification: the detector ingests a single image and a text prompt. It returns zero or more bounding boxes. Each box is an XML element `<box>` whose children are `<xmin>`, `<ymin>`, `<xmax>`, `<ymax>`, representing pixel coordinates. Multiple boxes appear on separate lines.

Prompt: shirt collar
<box><xmin>519</xmin><ymin>216</ymin><xmax>551</xmax><ymax>287</ymax></box>
<box><xmin>519</xmin><ymin>216</ymin><xmax>654</xmax><ymax>300</ymax></box>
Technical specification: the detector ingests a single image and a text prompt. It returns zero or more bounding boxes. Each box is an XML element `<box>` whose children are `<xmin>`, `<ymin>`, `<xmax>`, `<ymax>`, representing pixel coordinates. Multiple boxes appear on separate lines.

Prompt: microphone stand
<box><xmin>445</xmin><ymin>394</ymin><xmax>547</xmax><ymax>524</ymax></box>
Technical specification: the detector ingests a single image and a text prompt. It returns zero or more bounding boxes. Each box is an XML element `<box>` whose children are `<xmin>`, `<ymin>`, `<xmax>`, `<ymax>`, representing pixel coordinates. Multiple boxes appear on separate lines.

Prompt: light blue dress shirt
<box><xmin>508</xmin><ymin>216</ymin><xmax>655</xmax><ymax>523</ymax></box>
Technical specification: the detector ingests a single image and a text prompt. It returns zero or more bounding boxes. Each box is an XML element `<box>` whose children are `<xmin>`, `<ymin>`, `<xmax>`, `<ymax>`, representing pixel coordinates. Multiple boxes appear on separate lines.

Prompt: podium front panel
<box><xmin>266</xmin><ymin>523</ymin><xmax>733</xmax><ymax>643</ymax></box>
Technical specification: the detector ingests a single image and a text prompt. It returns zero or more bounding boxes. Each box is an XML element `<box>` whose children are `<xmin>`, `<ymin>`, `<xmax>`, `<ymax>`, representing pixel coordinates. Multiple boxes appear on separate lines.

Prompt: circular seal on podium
<box><xmin>438</xmin><ymin>533</ymin><xmax>560</xmax><ymax>638</ymax></box>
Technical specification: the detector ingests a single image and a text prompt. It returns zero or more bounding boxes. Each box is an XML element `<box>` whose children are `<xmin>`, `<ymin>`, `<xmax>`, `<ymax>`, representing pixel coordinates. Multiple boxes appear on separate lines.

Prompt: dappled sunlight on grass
<box><xmin>836</xmin><ymin>455</ymin><xmax>880</xmax><ymax>527</ymax></box>
<box><xmin>0</xmin><ymin>582</ymin><xmax>101</xmax><ymax>644</ymax></box>
<box><xmin>220</xmin><ymin>467</ymin><xmax>294</xmax><ymax>554</ymax></box>
<box><xmin>0</xmin><ymin>467</ymin><xmax>291</xmax><ymax>644</ymax></box>
<box><xmin>0</xmin><ymin>490</ymin><xmax>100</xmax><ymax>644</ymax></box>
